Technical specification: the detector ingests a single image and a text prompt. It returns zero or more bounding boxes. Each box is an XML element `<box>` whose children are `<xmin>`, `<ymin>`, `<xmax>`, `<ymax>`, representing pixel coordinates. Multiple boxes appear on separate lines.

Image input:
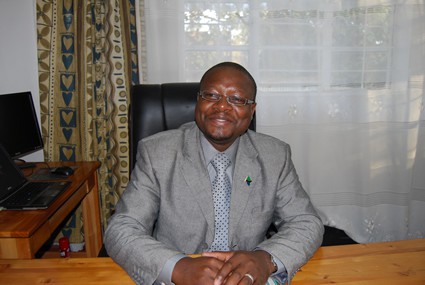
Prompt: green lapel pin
<box><xmin>245</xmin><ymin>176</ymin><xmax>252</xmax><ymax>186</ymax></box>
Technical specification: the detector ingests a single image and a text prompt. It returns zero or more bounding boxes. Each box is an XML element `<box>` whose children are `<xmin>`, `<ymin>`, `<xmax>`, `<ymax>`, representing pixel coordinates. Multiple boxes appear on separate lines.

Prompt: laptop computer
<box><xmin>0</xmin><ymin>145</ymin><xmax>70</xmax><ymax>210</ymax></box>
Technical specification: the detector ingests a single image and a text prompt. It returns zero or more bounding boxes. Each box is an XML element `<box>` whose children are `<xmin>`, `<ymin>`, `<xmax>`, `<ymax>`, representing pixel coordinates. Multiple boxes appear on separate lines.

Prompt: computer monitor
<box><xmin>0</xmin><ymin>91</ymin><xmax>44</xmax><ymax>161</ymax></box>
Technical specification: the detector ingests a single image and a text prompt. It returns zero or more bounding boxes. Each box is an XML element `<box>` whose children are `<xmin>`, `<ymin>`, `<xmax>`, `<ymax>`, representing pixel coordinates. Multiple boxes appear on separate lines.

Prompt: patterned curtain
<box><xmin>36</xmin><ymin>0</ymin><xmax>139</xmax><ymax>243</ymax></box>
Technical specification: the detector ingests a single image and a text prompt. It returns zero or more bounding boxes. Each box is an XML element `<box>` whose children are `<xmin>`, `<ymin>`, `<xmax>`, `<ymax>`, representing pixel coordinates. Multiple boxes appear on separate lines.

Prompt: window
<box><xmin>181</xmin><ymin>2</ymin><xmax>394</xmax><ymax>91</ymax></box>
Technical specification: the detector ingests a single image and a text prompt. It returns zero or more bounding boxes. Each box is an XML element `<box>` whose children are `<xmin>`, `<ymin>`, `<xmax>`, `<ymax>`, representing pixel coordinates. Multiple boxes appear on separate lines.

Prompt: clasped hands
<box><xmin>172</xmin><ymin>250</ymin><xmax>275</xmax><ymax>285</ymax></box>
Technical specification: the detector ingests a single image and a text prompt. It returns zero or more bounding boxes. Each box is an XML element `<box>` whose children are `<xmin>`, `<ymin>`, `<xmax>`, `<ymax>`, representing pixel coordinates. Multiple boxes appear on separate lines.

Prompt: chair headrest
<box><xmin>129</xmin><ymin>83</ymin><xmax>255</xmax><ymax>170</ymax></box>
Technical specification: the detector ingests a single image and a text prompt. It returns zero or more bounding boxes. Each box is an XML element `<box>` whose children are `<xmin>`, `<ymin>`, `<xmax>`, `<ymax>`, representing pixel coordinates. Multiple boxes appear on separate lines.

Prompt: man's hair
<box><xmin>200</xmin><ymin>62</ymin><xmax>257</xmax><ymax>99</ymax></box>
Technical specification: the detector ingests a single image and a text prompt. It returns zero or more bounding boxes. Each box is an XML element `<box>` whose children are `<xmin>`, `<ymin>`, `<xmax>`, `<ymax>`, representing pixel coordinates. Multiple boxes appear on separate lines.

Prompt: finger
<box><xmin>202</xmin><ymin>251</ymin><xmax>234</xmax><ymax>262</ymax></box>
<box><xmin>173</xmin><ymin>256</ymin><xmax>224</xmax><ymax>284</ymax></box>
<box><xmin>199</xmin><ymin>256</ymin><xmax>227</xmax><ymax>272</ymax></box>
<box><xmin>220</xmin><ymin>270</ymin><xmax>255</xmax><ymax>285</ymax></box>
<box><xmin>218</xmin><ymin>251</ymin><xmax>267</xmax><ymax>285</ymax></box>
<box><xmin>243</xmin><ymin>273</ymin><xmax>255</xmax><ymax>285</ymax></box>
<box><xmin>213</xmin><ymin>256</ymin><xmax>241</xmax><ymax>285</ymax></box>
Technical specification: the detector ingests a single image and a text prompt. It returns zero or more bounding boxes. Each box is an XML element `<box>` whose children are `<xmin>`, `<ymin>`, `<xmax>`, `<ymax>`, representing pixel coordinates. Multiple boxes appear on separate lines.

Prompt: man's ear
<box><xmin>251</xmin><ymin>104</ymin><xmax>257</xmax><ymax>120</ymax></box>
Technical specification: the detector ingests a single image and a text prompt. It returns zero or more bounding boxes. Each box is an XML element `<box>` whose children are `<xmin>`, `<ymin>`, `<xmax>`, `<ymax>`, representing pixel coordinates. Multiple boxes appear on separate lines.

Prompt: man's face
<box><xmin>195</xmin><ymin>67</ymin><xmax>256</xmax><ymax>151</ymax></box>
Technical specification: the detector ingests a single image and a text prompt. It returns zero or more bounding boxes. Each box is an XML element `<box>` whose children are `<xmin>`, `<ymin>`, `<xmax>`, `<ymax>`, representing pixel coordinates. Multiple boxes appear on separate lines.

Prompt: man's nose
<box><xmin>214</xmin><ymin>96</ymin><xmax>232</xmax><ymax>110</ymax></box>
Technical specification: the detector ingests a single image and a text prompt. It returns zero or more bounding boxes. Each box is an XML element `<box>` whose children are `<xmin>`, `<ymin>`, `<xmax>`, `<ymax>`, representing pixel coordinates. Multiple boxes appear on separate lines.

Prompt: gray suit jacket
<box><xmin>105</xmin><ymin>122</ymin><xmax>323</xmax><ymax>285</ymax></box>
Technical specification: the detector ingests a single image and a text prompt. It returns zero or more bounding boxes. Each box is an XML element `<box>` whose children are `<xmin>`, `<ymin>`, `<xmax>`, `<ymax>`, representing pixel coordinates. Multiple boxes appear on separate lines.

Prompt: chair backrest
<box><xmin>129</xmin><ymin>83</ymin><xmax>255</xmax><ymax>170</ymax></box>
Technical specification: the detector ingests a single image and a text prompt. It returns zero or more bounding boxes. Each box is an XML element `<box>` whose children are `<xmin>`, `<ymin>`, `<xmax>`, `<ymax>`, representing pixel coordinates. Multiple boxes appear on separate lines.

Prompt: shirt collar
<box><xmin>200</xmin><ymin>134</ymin><xmax>239</xmax><ymax>166</ymax></box>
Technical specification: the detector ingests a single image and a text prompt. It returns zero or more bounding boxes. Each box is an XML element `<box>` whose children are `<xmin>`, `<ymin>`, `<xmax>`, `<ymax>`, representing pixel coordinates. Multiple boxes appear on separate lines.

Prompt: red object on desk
<box><xmin>59</xmin><ymin>237</ymin><xmax>70</xmax><ymax>258</ymax></box>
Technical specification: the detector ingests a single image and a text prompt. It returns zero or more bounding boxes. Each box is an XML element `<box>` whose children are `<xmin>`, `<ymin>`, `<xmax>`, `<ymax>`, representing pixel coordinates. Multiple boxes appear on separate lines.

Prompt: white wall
<box><xmin>0</xmin><ymin>0</ymin><xmax>43</xmax><ymax>161</ymax></box>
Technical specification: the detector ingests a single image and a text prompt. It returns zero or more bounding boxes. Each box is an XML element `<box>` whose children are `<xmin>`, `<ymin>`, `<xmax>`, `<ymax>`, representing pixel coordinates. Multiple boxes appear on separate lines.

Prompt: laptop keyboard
<box><xmin>5</xmin><ymin>182</ymin><xmax>50</xmax><ymax>205</ymax></box>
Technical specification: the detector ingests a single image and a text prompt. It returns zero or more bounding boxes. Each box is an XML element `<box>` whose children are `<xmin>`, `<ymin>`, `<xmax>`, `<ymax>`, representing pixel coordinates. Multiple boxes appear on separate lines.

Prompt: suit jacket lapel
<box><xmin>229</xmin><ymin>131</ymin><xmax>260</xmax><ymax>244</ymax></box>
<box><xmin>179</xmin><ymin>125</ymin><xmax>216</xmax><ymax>240</ymax></box>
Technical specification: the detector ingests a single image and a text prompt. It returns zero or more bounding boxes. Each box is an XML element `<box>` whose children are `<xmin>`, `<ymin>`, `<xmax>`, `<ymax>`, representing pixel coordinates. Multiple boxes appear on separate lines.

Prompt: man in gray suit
<box><xmin>105</xmin><ymin>62</ymin><xmax>324</xmax><ymax>285</ymax></box>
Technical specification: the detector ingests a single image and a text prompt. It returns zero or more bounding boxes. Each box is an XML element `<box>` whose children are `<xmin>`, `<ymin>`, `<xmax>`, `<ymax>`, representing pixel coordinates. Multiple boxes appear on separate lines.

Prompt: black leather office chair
<box><xmin>129</xmin><ymin>83</ymin><xmax>255</xmax><ymax>171</ymax></box>
<box><xmin>127</xmin><ymin>83</ymin><xmax>356</xmax><ymax>247</ymax></box>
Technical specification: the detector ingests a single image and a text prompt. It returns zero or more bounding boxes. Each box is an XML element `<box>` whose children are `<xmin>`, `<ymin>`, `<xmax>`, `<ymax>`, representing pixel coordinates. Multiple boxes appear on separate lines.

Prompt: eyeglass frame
<box><xmin>198</xmin><ymin>91</ymin><xmax>255</xmax><ymax>107</ymax></box>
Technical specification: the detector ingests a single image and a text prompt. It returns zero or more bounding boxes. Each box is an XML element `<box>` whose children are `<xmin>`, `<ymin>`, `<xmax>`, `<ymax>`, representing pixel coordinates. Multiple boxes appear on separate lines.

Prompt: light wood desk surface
<box><xmin>0</xmin><ymin>161</ymin><xmax>102</xmax><ymax>259</ymax></box>
<box><xmin>293</xmin><ymin>238</ymin><xmax>425</xmax><ymax>284</ymax></box>
<box><xmin>0</xmin><ymin>238</ymin><xmax>424</xmax><ymax>284</ymax></box>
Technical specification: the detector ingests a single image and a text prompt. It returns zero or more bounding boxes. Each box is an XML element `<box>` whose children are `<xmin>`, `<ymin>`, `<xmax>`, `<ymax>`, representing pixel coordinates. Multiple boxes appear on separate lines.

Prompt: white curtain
<box><xmin>137</xmin><ymin>0</ymin><xmax>425</xmax><ymax>243</ymax></box>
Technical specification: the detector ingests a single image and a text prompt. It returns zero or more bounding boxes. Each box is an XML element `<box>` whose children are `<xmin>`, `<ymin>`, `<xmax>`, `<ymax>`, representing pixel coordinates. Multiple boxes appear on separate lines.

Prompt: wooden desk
<box><xmin>293</xmin><ymin>238</ymin><xmax>425</xmax><ymax>284</ymax></box>
<box><xmin>0</xmin><ymin>239</ymin><xmax>424</xmax><ymax>284</ymax></box>
<box><xmin>0</xmin><ymin>257</ymin><xmax>133</xmax><ymax>285</ymax></box>
<box><xmin>0</xmin><ymin>161</ymin><xmax>102</xmax><ymax>259</ymax></box>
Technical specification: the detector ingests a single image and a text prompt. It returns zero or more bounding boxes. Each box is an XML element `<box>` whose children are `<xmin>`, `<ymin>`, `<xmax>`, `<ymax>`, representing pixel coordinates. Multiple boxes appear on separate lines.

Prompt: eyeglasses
<box><xmin>198</xmin><ymin>91</ymin><xmax>255</xmax><ymax>107</ymax></box>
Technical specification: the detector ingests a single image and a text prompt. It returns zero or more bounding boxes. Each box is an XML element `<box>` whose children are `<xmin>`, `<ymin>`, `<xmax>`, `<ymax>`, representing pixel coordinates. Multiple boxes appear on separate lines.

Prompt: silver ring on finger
<box><xmin>244</xmin><ymin>273</ymin><xmax>254</xmax><ymax>284</ymax></box>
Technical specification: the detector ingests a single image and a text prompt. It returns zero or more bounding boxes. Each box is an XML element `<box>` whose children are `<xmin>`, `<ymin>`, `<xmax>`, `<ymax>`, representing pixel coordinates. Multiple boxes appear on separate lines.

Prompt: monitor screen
<box><xmin>0</xmin><ymin>91</ymin><xmax>44</xmax><ymax>159</ymax></box>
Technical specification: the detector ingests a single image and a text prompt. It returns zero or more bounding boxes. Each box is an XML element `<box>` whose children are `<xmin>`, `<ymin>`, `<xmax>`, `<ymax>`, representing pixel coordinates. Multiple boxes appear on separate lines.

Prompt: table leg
<box><xmin>81</xmin><ymin>173</ymin><xmax>103</xmax><ymax>257</ymax></box>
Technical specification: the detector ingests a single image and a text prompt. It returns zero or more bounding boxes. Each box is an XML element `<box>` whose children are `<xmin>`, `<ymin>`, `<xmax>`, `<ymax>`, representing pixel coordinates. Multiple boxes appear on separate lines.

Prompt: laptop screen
<box><xmin>0</xmin><ymin>145</ymin><xmax>27</xmax><ymax>201</ymax></box>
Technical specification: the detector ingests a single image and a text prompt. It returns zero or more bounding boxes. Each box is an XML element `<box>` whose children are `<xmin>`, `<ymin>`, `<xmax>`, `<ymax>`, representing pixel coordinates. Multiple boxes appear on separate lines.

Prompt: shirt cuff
<box><xmin>154</xmin><ymin>253</ymin><xmax>186</xmax><ymax>285</ymax></box>
<box><xmin>270</xmin><ymin>253</ymin><xmax>286</xmax><ymax>276</ymax></box>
